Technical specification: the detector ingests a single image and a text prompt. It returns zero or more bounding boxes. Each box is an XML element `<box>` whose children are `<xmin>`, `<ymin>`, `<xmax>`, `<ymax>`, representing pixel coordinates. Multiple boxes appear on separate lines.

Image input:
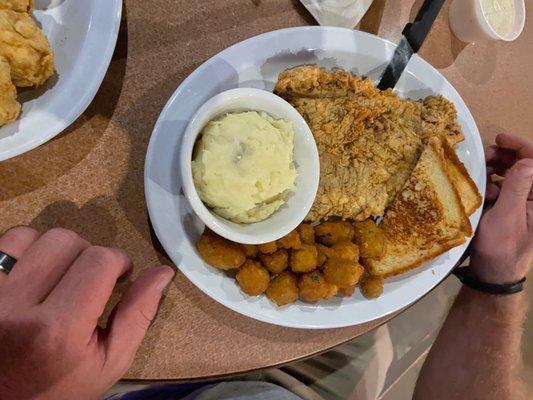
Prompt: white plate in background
<box><xmin>145</xmin><ymin>27</ymin><xmax>486</xmax><ymax>329</ymax></box>
<box><xmin>0</xmin><ymin>0</ymin><xmax>122</xmax><ymax>161</ymax></box>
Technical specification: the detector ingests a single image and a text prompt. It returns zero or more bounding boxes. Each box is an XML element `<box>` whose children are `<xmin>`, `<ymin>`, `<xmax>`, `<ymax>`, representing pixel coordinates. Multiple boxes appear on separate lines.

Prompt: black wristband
<box><xmin>453</xmin><ymin>267</ymin><xmax>526</xmax><ymax>295</ymax></box>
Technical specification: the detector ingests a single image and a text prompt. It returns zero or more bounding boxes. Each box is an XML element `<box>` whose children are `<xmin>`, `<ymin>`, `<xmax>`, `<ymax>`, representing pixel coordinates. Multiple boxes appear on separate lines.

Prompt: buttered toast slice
<box><xmin>442</xmin><ymin>140</ymin><xmax>482</xmax><ymax>216</ymax></box>
<box><xmin>366</xmin><ymin>137</ymin><xmax>472</xmax><ymax>278</ymax></box>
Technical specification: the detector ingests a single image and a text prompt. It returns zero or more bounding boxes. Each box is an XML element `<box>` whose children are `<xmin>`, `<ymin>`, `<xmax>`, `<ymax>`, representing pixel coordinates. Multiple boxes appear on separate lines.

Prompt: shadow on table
<box><xmin>30</xmin><ymin>197</ymin><xmax>118</xmax><ymax>246</ymax></box>
<box><xmin>113</xmin><ymin>0</ymin><xmax>317</xmax><ymax>246</ymax></box>
<box><xmin>359</xmin><ymin>0</ymin><xmax>390</xmax><ymax>35</ymax></box>
<box><xmin>0</xmin><ymin>14</ymin><xmax>129</xmax><ymax>202</ymax></box>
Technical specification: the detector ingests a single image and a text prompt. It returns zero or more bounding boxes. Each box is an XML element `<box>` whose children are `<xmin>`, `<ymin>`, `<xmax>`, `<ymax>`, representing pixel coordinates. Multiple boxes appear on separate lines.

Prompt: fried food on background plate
<box><xmin>0</xmin><ymin>0</ymin><xmax>33</xmax><ymax>12</ymax></box>
<box><xmin>0</xmin><ymin>55</ymin><xmax>20</xmax><ymax>125</ymax></box>
<box><xmin>0</xmin><ymin>9</ymin><xmax>54</xmax><ymax>87</ymax></box>
<box><xmin>274</xmin><ymin>66</ymin><xmax>464</xmax><ymax>222</ymax></box>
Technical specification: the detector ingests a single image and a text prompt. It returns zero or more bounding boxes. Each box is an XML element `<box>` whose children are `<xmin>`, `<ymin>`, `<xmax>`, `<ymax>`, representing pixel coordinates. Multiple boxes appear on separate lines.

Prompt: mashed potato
<box><xmin>192</xmin><ymin>111</ymin><xmax>297</xmax><ymax>223</ymax></box>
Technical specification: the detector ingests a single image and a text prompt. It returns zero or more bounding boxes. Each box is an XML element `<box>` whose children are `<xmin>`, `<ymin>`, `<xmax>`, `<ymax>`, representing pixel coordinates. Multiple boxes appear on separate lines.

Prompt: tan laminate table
<box><xmin>1</xmin><ymin>0</ymin><xmax>531</xmax><ymax>380</ymax></box>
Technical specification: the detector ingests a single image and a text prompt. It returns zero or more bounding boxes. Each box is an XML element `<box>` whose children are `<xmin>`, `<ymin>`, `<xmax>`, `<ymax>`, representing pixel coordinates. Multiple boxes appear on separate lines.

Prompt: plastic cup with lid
<box><xmin>449</xmin><ymin>0</ymin><xmax>525</xmax><ymax>42</ymax></box>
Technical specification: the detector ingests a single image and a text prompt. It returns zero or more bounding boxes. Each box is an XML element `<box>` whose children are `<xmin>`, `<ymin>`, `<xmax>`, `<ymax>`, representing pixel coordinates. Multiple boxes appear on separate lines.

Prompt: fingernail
<box><xmin>156</xmin><ymin>266</ymin><xmax>175</xmax><ymax>291</ymax></box>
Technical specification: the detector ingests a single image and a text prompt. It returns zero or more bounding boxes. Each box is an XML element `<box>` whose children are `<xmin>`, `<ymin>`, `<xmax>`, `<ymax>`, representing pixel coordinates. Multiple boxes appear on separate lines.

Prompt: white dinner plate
<box><xmin>145</xmin><ymin>27</ymin><xmax>486</xmax><ymax>329</ymax></box>
<box><xmin>0</xmin><ymin>0</ymin><xmax>122</xmax><ymax>161</ymax></box>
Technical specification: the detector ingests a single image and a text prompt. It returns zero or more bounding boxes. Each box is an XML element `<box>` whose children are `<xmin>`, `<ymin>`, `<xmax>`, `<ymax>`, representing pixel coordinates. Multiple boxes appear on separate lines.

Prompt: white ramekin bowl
<box><xmin>179</xmin><ymin>88</ymin><xmax>320</xmax><ymax>245</ymax></box>
<box><xmin>449</xmin><ymin>0</ymin><xmax>525</xmax><ymax>42</ymax></box>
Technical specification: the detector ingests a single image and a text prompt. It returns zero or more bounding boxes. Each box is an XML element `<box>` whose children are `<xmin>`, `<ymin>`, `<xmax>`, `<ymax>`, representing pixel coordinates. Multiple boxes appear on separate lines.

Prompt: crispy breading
<box><xmin>0</xmin><ymin>9</ymin><xmax>54</xmax><ymax>87</ymax></box>
<box><xmin>315</xmin><ymin>220</ymin><xmax>354</xmax><ymax>246</ymax></box>
<box><xmin>298</xmin><ymin>271</ymin><xmax>337</xmax><ymax>303</ymax></box>
<box><xmin>259</xmin><ymin>249</ymin><xmax>288</xmax><ymax>274</ymax></box>
<box><xmin>242</xmin><ymin>244</ymin><xmax>258</xmax><ymax>258</ymax></box>
<box><xmin>290</xmin><ymin>244</ymin><xmax>318</xmax><ymax>273</ymax></box>
<box><xmin>274</xmin><ymin>66</ymin><xmax>464</xmax><ymax>221</ymax></box>
<box><xmin>417</xmin><ymin>95</ymin><xmax>464</xmax><ymax>146</ymax></box>
<box><xmin>0</xmin><ymin>54</ymin><xmax>20</xmax><ymax>125</ymax></box>
<box><xmin>0</xmin><ymin>0</ymin><xmax>33</xmax><ymax>13</ymax></box>
<box><xmin>236</xmin><ymin>260</ymin><xmax>270</xmax><ymax>296</ymax></box>
<box><xmin>359</xmin><ymin>275</ymin><xmax>384</xmax><ymax>299</ymax></box>
<box><xmin>258</xmin><ymin>241</ymin><xmax>277</xmax><ymax>254</ymax></box>
<box><xmin>266</xmin><ymin>271</ymin><xmax>298</xmax><ymax>307</ymax></box>
<box><xmin>277</xmin><ymin>229</ymin><xmax>302</xmax><ymax>250</ymax></box>
<box><xmin>297</xmin><ymin>223</ymin><xmax>315</xmax><ymax>244</ymax></box>
<box><xmin>353</xmin><ymin>219</ymin><xmax>387</xmax><ymax>260</ymax></box>
<box><xmin>323</xmin><ymin>258</ymin><xmax>364</xmax><ymax>288</ymax></box>
<box><xmin>196</xmin><ymin>231</ymin><xmax>246</xmax><ymax>270</ymax></box>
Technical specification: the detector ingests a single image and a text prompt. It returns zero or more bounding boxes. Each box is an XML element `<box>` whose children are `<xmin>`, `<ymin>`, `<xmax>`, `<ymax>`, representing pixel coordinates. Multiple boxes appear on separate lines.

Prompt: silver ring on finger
<box><xmin>0</xmin><ymin>251</ymin><xmax>17</xmax><ymax>274</ymax></box>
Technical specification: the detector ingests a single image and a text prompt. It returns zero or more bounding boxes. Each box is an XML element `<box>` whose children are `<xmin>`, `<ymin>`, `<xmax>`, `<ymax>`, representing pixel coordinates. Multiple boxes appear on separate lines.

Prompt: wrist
<box><xmin>469</xmin><ymin>255</ymin><xmax>525</xmax><ymax>285</ymax></box>
<box><xmin>471</xmin><ymin>269</ymin><xmax>524</xmax><ymax>285</ymax></box>
<box><xmin>453</xmin><ymin>267</ymin><xmax>526</xmax><ymax>296</ymax></box>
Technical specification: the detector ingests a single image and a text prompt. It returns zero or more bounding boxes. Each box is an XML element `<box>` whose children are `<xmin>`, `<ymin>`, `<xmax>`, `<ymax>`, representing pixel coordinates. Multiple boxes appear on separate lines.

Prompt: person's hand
<box><xmin>0</xmin><ymin>227</ymin><xmax>175</xmax><ymax>400</ymax></box>
<box><xmin>470</xmin><ymin>133</ymin><xmax>533</xmax><ymax>284</ymax></box>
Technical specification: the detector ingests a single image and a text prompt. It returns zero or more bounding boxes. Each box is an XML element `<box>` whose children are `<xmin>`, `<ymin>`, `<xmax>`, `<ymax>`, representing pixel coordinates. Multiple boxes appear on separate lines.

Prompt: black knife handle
<box><xmin>402</xmin><ymin>0</ymin><xmax>446</xmax><ymax>52</ymax></box>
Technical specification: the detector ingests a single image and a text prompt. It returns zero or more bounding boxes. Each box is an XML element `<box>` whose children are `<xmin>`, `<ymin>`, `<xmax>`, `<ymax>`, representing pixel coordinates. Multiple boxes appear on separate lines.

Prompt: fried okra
<box><xmin>196</xmin><ymin>231</ymin><xmax>246</xmax><ymax>270</ymax></box>
<box><xmin>243</xmin><ymin>244</ymin><xmax>259</xmax><ymax>258</ymax></box>
<box><xmin>297</xmin><ymin>223</ymin><xmax>315</xmax><ymax>244</ymax></box>
<box><xmin>360</xmin><ymin>275</ymin><xmax>384</xmax><ymax>299</ymax></box>
<box><xmin>315</xmin><ymin>221</ymin><xmax>355</xmax><ymax>246</ymax></box>
<box><xmin>259</xmin><ymin>249</ymin><xmax>289</xmax><ymax>274</ymax></box>
<box><xmin>236</xmin><ymin>260</ymin><xmax>270</xmax><ymax>296</ymax></box>
<box><xmin>290</xmin><ymin>244</ymin><xmax>318</xmax><ymax>273</ymax></box>
<box><xmin>277</xmin><ymin>229</ymin><xmax>302</xmax><ymax>250</ymax></box>
<box><xmin>317</xmin><ymin>244</ymin><xmax>328</xmax><ymax>268</ymax></box>
<box><xmin>316</xmin><ymin>242</ymin><xmax>359</xmax><ymax>263</ymax></box>
<box><xmin>298</xmin><ymin>271</ymin><xmax>338</xmax><ymax>303</ymax></box>
<box><xmin>353</xmin><ymin>219</ymin><xmax>386</xmax><ymax>260</ymax></box>
<box><xmin>258</xmin><ymin>241</ymin><xmax>277</xmax><ymax>254</ymax></box>
<box><xmin>339</xmin><ymin>285</ymin><xmax>356</xmax><ymax>297</ymax></box>
<box><xmin>266</xmin><ymin>271</ymin><xmax>298</xmax><ymax>306</ymax></box>
<box><xmin>323</xmin><ymin>259</ymin><xmax>364</xmax><ymax>288</ymax></box>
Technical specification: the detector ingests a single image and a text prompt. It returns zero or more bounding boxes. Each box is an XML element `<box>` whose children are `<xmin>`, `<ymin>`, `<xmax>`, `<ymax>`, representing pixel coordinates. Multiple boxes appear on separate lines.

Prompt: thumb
<box><xmin>103</xmin><ymin>265</ymin><xmax>175</xmax><ymax>377</ymax></box>
<box><xmin>494</xmin><ymin>159</ymin><xmax>533</xmax><ymax>217</ymax></box>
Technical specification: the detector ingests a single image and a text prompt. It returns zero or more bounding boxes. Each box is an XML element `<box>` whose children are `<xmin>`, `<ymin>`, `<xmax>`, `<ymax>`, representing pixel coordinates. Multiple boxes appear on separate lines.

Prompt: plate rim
<box><xmin>145</xmin><ymin>26</ymin><xmax>485</xmax><ymax>329</ymax></box>
<box><xmin>0</xmin><ymin>0</ymin><xmax>123</xmax><ymax>161</ymax></box>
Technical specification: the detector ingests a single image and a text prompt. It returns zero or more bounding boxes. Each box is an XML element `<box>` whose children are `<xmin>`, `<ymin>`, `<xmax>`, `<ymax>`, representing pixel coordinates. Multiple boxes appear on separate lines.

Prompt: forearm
<box><xmin>414</xmin><ymin>286</ymin><xmax>527</xmax><ymax>400</ymax></box>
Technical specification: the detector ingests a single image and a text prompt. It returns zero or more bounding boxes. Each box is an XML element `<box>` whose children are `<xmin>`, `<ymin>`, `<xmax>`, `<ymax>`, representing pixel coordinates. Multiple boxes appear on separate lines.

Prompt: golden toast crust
<box><xmin>442</xmin><ymin>138</ymin><xmax>483</xmax><ymax>216</ymax></box>
<box><xmin>366</xmin><ymin>137</ymin><xmax>472</xmax><ymax>277</ymax></box>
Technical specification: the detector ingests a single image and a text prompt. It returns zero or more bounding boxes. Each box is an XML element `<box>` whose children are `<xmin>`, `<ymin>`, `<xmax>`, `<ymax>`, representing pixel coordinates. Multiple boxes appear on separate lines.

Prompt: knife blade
<box><xmin>377</xmin><ymin>0</ymin><xmax>446</xmax><ymax>90</ymax></box>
